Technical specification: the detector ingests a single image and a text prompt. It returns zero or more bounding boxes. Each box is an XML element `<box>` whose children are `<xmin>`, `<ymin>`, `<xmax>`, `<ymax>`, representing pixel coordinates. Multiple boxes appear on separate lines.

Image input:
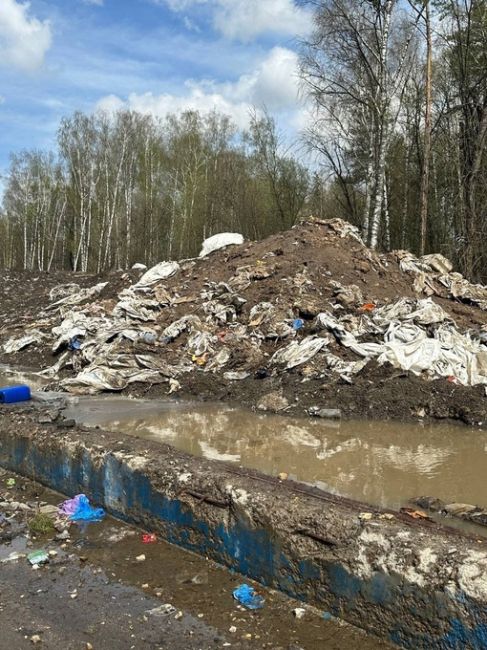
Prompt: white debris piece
<box><xmin>49</xmin><ymin>283</ymin><xmax>108</xmax><ymax>308</ymax></box>
<box><xmin>199</xmin><ymin>233</ymin><xmax>244</xmax><ymax>258</ymax></box>
<box><xmin>131</xmin><ymin>262</ymin><xmax>147</xmax><ymax>271</ymax></box>
<box><xmin>163</xmin><ymin>315</ymin><xmax>201</xmax><ymax>341</ymax></box>
<box><xmin>380</xmin><ymin>323</ymin><xmax>487</xmax><ymax>386</ymax></box>
<box><xmin>134</xmin><ymin>261</ymin><xmax>180</xmax><ymax>288</ymax></box>
<box><xmin>48</xmin><ymin>283</ymin><xmax>81</xmax><ymax>302</ymax></box>
<box><xmin>271</xmin><ymin>337</ymin><xmax>327</xmax><ymax>369</ymax></box>
<box><xmin>2</xmin><ymin>330</ymin><xmax>45</xmax><ymax>354</ymax></box>
<box><xmin>61</xmin><ymin>368</ymin><xmax>129</xmax><ymax>392</ymax></box>
<box><xmin>372</xmin><ymin>298</ymin><xmax>450</xmax><ymax>327</ymax></box>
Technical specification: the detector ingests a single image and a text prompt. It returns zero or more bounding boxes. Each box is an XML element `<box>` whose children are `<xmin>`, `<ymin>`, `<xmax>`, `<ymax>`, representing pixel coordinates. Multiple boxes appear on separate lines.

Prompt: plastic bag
<box><xmin>233</xmin><ymin>584</ymin><xmax>265</xmax><ymax>610</ymax></box>
<box><xmin>59</xmin><ymin>494</ymin><xmax>105</xmax><ymax>522</ymax></box>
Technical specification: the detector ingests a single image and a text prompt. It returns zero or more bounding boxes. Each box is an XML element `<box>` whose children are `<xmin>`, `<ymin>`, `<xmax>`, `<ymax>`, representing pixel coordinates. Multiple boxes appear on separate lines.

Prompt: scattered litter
<box><xmin>68</xmin><ymin>337</ymin><xmax>82</xmax><ymax>351</ymax></box>
<box><xmin>308</xmin><ymin>407</ymin><xmax>341</xmax><ymax>420</ymax></box>
<box><xmin>359</xmin><ymin>512</ymin><xmax>374</xmax><ymax>521</ymax></box>
<box><xmin>293</xmin><ymin>607</ymin><xmax>306</xmax><ymax>619</ymax></box>
<box><xmin>59</xmin><ymin>494</ymin><xmax>105</xmax><ymax>522</ymax></box>
<box><xmin>27</xmin><ymin>550</ymin><xmax>49</xmax><ymax>566</ymax></box>
<box><xmin>293</xmin><ymin>318</ymin><xmax>305</xmax><ymax>331</ymax></box>
<box><xmin>6</xmin><ymin>478</ymin><xmax>16</xmax><ymax>488</ymax></box>
<box><xmin>232</xmin><ymin>584</ymin><xmax>265</xmax><ymax>610</ymax></box>
<box><xmin>147</xmin><ymin>603</ymin><xmax>177</xmax><ymax>617</ymax></box>
<box><xmin>412</xmin><ymin>496</ymin><xmax>487</xmax><ymax>527</ymax></box>
<box><xmin>323</xmin><ymin>612</ymin><xmax>333</xmax><ymax>621</ymax></box>
<box><xmin>136</xmin><ymin>554</ymin><xmax>146</xmax><ymax>562</ymax></box>
<box><xmin>142</xmin><ymin>534</ymin><xmax>157</xmax><ymax>544</ymax></box>
<box><xmin>399</xmin><ymin>507</ymin><xmax>430</xmax><ymax>520</ymax></box>
<box><xmin>359</xmin><ymin>302</ymin><xmax>376</xmax><ymax>312</ymax></box>
<box><xmin>1</xmin><ymin>551</ymin><xmax>25</xmax><ymax>563</ymax></box>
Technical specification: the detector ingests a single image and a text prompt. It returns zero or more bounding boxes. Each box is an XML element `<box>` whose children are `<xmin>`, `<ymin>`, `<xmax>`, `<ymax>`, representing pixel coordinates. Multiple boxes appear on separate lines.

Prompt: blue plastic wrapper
<box><xmin>292</xmin><ymin>318</ymin><xmax>305</xmax><ymax>331</ymax></box>
<box><xmin>68</xmin><ymin>337</ymin><xmax>82</xmax><ymax>351</ymax></box>
<box><xmin>232</xmin><ymin>584</ymin><xmax>265</xmax><ymax>610</ymax></box>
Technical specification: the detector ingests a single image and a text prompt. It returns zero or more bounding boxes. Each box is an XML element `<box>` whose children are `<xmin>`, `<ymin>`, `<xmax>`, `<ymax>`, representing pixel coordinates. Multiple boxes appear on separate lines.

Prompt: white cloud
<box><xmin>160</xmin><ymin>0</ymin><xmax>312</xmax><ymax>41</ymax></box>
<box><xmin>213</xmin><ymin>0</ymin><xmax>312</xmax><ymax>41</ymax></box>
<box><xmin>83</xmin><ymin>0</ymin><xmax>105</xmax><ymax>5</ymax></box>
<box><xmin>96</xmin><ymin>46</ymin><xmax>302</xmax><ymax>128</ymax></box>
<box><xmin>0</xmin><ymin>0</ymin><xmax>52</xmax><ymax>72</ymax></box>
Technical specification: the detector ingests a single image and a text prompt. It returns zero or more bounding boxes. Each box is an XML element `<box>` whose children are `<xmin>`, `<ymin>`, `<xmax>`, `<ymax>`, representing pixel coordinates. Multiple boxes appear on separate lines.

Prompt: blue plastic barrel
<box><xmin>0</xmin><ymin>385</ymin><xmax>31</xmax><ymax>404</ymax></box>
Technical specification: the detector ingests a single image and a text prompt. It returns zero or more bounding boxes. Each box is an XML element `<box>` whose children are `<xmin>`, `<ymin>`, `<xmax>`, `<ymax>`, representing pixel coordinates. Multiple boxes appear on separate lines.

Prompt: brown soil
<box><xmin>1</xmin><ymin>219</ymin><xmax>487</xmax><ymax>426</ymax></box>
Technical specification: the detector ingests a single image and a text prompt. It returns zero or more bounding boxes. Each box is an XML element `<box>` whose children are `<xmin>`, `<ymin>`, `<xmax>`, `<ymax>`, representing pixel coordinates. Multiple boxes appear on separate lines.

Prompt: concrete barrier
<box><xmin>1</xmin><ymin>412</ymin><xmax>487</xmax><ymax>648</ymax></box>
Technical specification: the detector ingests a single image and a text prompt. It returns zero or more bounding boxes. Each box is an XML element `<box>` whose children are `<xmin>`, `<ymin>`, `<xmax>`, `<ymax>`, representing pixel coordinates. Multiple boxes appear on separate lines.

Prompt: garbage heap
<box><xmin>2</xmin><ymin>219</ymin><xmax>487</xmax><ymax>396</ymax></box>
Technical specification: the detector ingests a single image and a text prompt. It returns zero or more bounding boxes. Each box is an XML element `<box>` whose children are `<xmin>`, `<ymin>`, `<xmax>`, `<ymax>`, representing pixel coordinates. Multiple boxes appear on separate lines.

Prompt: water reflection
<box><xmin>0</xmin><ymin>366</ymin><xmax>49</xmax><ymax>391</ymax></box>
<box><xmin>64</xmin><ymin>397</ymin><xmax>487</xmax><ymax>511</ymax></box>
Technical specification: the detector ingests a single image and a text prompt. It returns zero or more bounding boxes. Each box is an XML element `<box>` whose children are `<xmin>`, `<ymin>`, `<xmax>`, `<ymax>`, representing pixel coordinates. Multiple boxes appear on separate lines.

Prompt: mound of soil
<box><xmin>1</xmin><ymin>219</ymin><xmax>487</xmax><ymax>426</ymax></box>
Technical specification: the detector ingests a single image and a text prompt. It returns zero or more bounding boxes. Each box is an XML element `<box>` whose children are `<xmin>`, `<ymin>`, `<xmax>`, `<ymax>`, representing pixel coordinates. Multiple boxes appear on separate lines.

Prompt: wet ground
<box><xmin>0</xmin><ymin>470</ymin><xmax>389</xmax><ymax>649</ymax></box>
<box><xmin>62</xmin><ymin>396</ymin><xmax>487</xmax><ymax>515</ymax></box>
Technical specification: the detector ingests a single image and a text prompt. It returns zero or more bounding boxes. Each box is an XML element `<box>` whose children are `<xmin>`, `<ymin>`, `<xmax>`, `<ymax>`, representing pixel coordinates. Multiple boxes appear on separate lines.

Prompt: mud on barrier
<box><xmin>1</xmin><ymin>420</ymin><xmax>487</xmax><ymax>649</ymax></box>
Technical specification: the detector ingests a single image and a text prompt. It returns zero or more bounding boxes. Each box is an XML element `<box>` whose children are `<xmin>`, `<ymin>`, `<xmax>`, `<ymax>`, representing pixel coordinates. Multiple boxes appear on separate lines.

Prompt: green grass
<box><xmin>28</xmin><ymin>513</ymin><xmax>55</xmax><ymax>536</ymax></box>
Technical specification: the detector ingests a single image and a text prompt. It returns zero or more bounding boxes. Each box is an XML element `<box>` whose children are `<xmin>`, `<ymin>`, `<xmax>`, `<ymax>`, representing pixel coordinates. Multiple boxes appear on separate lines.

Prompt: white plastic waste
<box><xmin>199</xmin><ymin>233</ymin><xmax>244</xmax><ymax>258</ymax></box>
<box><xmin>134</xmin><ymin>262</ymin><xmax>180</xmax><ymax>288</ymax></box>
<box><xmin>271</xmin><ymin>337</ymin><xmax>327</xmax><ymax>369</ymax></box>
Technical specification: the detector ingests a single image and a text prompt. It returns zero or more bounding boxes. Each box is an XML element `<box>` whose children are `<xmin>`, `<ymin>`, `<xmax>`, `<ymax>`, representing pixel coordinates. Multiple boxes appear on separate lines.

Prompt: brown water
<box><xmin>63</xmin><ymin>397</ymin><xmax>487</xmax><ymax>514</ymax></box>
<box><xmin>0</xmin><ymin>365</ymin><xmax>49</xmax><ymax>391</ymax></box>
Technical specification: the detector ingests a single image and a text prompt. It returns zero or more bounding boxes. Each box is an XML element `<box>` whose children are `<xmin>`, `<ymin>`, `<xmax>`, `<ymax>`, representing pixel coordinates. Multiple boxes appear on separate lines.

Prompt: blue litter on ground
<box><xmin>59</xmin><ymin>494</ymin><xmax>105</xmax><ymax>523</ymax></box>
<box><xmin>0</xmin><ymin>385</ymin><xmax>31</xmax><ymax>404</ymax></box>
<box><xmin>233</xmin><ymin>584</ymin><xmax>265</xmax><ymax>610</ymax></box>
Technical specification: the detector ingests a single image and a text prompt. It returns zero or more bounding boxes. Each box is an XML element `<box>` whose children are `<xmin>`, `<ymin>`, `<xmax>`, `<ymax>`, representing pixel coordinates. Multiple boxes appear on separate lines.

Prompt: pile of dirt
<box><xmin>1</xmin><ymin>218</ymin><xmax>487</xmax><ymax>425</ymax></box>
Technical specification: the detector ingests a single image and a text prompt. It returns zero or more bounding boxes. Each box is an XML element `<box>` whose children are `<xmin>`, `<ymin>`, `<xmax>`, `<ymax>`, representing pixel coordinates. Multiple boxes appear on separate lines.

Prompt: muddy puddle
<box><xmin>0</xmin><ymin>472</ymin><xmax>388</xmax><ymax>649</ymax></box>
<box><xmin>63</xmin><ymin>397</ymin><xmax>487</xmax><ymax>517</ymax></box>
<box><xmin>0</xmin><ymin>365</ymin><xmax>49</xmax><ymax>392</ymax></box>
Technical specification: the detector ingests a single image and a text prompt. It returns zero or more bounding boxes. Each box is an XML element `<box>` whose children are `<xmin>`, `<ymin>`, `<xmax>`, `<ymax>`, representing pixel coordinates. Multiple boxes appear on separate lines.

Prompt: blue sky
<box><xmin>0</xmin><ymin>0</ymin><xmax>312</xmax><ymax>177</ymax></box>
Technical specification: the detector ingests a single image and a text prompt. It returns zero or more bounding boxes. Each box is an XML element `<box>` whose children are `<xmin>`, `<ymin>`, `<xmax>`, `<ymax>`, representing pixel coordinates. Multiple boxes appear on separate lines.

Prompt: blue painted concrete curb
<box><xmin>2</xmin><ymin>424</ymin><xmax>487</xmax><ymax>648</ymax></box>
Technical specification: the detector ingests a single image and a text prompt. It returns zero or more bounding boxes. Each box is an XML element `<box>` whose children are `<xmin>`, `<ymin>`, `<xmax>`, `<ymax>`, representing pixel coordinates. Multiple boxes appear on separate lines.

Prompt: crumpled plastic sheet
<box><xmin>48</xmin><ymin>283</ymin><xmax>108</xmax><ymax>308</ymax></box>
<box><xmin>203</xmin><ymin>300</ymin><xmax>236</xmax><ymax>324</ymax></box>
<box><xmin>316</xmin><ymin>301</ymin><xmax>487</xmax><ymax>386</ymax></box>
<box><xmin>2</xmin><ymin>330</ymin><xmax>46</xmax><ymax>354</ymax></box>
<box><xmin>199</xmin><ymin>233</ymin><xmax>244</xmax><ymax>257</ymax></box>
<box><xmin>397</xmin><ymin>250</ymin><xmax>487</xmax><ymax>311</ymax></box>
<box><xmin>271</xmin><ymin>337</ymin><xmax>327</xmax><ymax>369</ymax></box>
<box><xmin>379</xmin><ymin>322</ymin><xmax>487</xmax><ymax>386</ymax></box>
<box><xmin>372</xmin><ymin>298</ymin><xmax>450</xmax><ymax>327</ymax></box>
<box><xmin>162</xmin><ymin>315</ymin><xmax>201</xmax><ymax>341</ymax></box>
<box><xmin>59</xmin><ymin>494</ymin><xmax>105</xmax><ymax>522</ymax></box>
<box><xmin>48</xmin><ymin>283</ymin><xmax>81</xmax><ymax>302</ymax></box>
<box><xmin>187</xmin><ymin>331</ymin><xmax>215</xmax><ymax>357</ymax></box>
<box><xmin>324</xmin><ymin>218</ymin><xmax>364</xmax><ymax>243</ymax></box>
<box><xmin>133</xmin><ymin>261</ymin><xmax>180</xmax><ymax>289</ymax></box>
